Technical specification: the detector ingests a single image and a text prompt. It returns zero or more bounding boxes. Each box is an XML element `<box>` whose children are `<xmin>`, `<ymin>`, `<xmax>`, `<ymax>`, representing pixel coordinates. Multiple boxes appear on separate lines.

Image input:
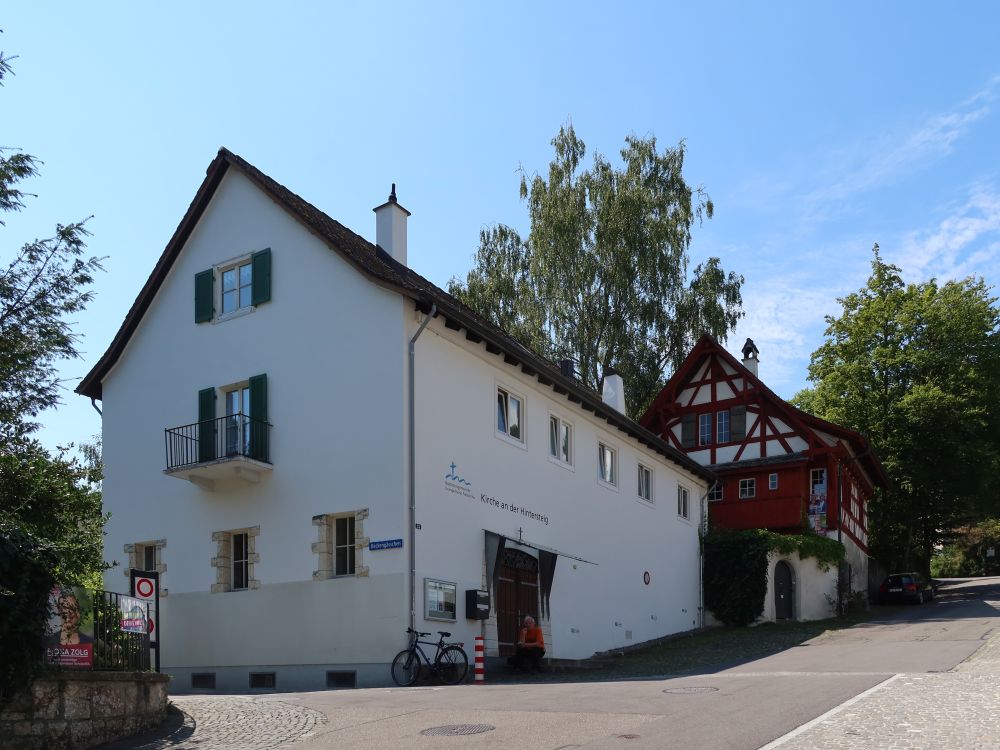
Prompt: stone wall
<box><xmin>0</xmin><ymin>671</ymin><xmax>169</xmax><ymax>750</ymax></box>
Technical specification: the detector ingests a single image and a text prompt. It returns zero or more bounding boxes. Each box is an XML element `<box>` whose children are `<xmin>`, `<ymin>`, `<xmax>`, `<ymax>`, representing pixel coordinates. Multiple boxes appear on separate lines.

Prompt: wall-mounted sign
<box><xmin>425</xmin><ymin>578</ymin><xmax>457</xmax><ymax>622</ymax></box>
<box><xmin>369</xmin><ymin>538</ymin><xmax>403</xmax><ymax>551</ymax></box>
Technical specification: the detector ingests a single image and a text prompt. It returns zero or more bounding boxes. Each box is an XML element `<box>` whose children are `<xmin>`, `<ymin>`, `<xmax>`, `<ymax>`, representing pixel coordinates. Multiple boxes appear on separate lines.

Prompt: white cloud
<box><xmin>893</xmin><ymin>185</ymin><xmax>1000</xmax><ymax>282</ymax></box>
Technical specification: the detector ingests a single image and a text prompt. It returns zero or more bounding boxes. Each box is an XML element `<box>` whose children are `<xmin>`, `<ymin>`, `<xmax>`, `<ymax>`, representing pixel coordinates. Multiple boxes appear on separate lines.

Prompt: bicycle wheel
<box><xmin>391</xmin><ymin>649</ymin><xmax>421</xmax><ymax>687</ymax></box>
<box><xmin>435</xmin><ymin>645</ymin><xmax>468</xmax><ymax>685</ymax></box>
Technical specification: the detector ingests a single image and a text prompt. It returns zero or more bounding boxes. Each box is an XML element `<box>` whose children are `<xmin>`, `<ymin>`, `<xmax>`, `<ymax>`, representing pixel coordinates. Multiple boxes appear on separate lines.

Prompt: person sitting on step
<box><xmin>508</xmin><ymin>615</ymin><xmax>545</xmax><ymax>672</ymax></box>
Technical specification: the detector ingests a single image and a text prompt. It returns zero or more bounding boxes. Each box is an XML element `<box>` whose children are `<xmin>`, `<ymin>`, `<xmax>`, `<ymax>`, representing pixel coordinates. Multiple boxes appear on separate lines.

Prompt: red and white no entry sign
<box><xmin>148</xmin><ymin>616</ymin><xmax>155</xmax><ymax>635</ymax></box>
<box><xmin>136</xmin><ymin>577</ymin><xmax>155</xmax><ymax>599</ymax></box>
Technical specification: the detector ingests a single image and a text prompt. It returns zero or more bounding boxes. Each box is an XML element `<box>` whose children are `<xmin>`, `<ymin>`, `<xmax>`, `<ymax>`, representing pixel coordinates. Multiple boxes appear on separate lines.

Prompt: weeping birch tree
<box><xmin>448</xmin><ymin>124</ymin><xmax>744</xmax><ymax>419</ymax></box>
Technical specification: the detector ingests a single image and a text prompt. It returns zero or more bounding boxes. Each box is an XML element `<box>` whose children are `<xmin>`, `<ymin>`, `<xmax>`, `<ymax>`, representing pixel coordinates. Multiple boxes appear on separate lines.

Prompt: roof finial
<box><xmin>389</xmin><ymin>183</ymin><xmax>397</xmax><ymax>203</ymax></box>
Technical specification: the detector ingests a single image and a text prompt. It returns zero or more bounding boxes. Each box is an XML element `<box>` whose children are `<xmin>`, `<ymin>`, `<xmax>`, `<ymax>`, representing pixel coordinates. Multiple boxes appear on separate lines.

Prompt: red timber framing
<box><xmin>640</xmin><ymin>335</ymin><xmax>888</xmax><ymax>553</ymax></box>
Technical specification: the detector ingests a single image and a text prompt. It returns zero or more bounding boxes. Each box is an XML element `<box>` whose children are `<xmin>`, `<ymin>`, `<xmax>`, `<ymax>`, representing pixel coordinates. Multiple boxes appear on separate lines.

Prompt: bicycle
<box><xmin>390</xmin><ymin>628</ymin><xmax>469</xmax><ymax>686</ymax></box>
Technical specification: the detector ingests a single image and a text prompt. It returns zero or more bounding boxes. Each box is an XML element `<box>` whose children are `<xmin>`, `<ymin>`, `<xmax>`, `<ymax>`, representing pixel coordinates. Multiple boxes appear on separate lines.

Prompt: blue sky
<box><xmin>4</xmin><ymin>3</ymin><xmax>999</xmax><ymax>451</ymax></box>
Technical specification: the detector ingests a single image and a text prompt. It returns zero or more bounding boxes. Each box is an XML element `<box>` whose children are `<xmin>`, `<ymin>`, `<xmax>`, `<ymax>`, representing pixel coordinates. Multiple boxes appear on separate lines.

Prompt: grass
<box><xmin>589</xmin><ymin>610</ymin><xmax>874</xmax><ymax>679</ymax></box>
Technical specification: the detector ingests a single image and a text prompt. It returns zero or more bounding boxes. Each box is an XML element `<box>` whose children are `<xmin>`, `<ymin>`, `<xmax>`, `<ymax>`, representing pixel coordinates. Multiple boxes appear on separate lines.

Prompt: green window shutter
<box><xmin>195</xmin><ymin>269</ymin><xmax>214</xmax><ymax>323</ymax></box>
<box><xmin>248</xmin><ymin>373</ymin><xmax>269</xmax><ymax>461</ymax></box>
<box><xmin>251</xmin><ymin>248</ymin><xmax>271</xmax><ymax>306</ymax></box>
<box><xmin>681</xmin><ymin>413</ymin><xmax>696</xmax><ymax>448</ymax></box>
<box><xmin>731</xmin><ymin>406</ymin><xmax>747</xmax><ymax>441</ymax></box>
<box><xmin>197</xmin><ymin>388</ymin><xmax>216</xmax><ymax>463</ymax></box>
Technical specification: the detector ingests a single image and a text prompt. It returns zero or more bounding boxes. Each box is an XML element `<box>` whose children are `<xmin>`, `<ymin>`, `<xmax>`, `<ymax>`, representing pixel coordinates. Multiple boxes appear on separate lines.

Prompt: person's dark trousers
<box><xmin>509</xmin><ymin>646</ymin><xmax>545</xmax><ymax>672</ymax></box>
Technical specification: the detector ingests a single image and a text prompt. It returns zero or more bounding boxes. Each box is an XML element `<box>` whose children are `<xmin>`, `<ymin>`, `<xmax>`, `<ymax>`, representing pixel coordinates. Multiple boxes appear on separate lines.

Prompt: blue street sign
<box><xmin>369</xmin><ymin>538</ymin><xmax>404</xmax><ymax>551</ymax></box>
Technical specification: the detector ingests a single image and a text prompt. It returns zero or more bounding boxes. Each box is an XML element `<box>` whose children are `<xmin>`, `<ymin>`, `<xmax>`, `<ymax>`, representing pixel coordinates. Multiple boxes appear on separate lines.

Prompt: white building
<box><xmin>77</xmin><ymin>149</ymin><xmax>714</xmax><ymax>692</ymax></box>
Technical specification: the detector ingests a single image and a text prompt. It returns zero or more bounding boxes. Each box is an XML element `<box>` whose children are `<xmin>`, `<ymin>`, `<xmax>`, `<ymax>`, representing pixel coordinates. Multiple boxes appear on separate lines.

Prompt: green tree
<box><xmin>794</xmin><ymin>245</ymin><xmax>1000</xmax><ymax>572</ymax></box>
<box><xmin>0</xmin><ymin>46</ymin><xmax>105</xmax><ymax>696</ymax></box>
<box><xmin>449</xmin><ymin>124</ymin><xmax>744</xmax><ymax>418</ymax></box>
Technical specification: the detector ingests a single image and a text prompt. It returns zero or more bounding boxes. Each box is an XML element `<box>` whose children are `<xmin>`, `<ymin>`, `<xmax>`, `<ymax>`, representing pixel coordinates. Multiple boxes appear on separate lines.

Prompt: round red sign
<box><xmin>136</xmin><ymin>578</ymin><xmax>155</xmax><ymax>598</ymax></box>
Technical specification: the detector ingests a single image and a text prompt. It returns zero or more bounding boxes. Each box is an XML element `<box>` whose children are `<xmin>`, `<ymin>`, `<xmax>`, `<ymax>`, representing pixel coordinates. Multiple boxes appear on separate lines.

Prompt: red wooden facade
<box><xmin>640</xmin><ymin>336</ymin><xmax>888</xmax><ymax>553</ymax></box>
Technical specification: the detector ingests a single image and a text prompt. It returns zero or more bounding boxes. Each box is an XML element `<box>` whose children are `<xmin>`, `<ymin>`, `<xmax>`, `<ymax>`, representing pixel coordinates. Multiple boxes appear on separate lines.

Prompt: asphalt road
<box><xmin>273</xmin><ymin>577</ymin><xmax>1000</xmax><ymax>750</ymax></box>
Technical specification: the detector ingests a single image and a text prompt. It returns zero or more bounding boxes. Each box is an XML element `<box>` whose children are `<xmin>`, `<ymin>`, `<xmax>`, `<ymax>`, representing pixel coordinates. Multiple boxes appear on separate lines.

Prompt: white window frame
<box><xmin>597</xmin><ymin>442</ymin><xmax>618</xmax><ymax>488</ymax></box>
<box><xmin>218</xmin><ymin>256</ymin><xmax>254</xmax><ymax>318</ymax></box>
<box><xmin>768</xmin><ymin>473</ymin><xmax>778</xmax><ymax>491</ymax></box>
<box><xmin>698</xmin><ymin>413</ymin><xmax>712</xmax><ymax>446</ymax></box>
<box><xmin>739</xmin><ymin>478</ymin><xmax>756</xmax><ymax>499</ymax></box>
<box><xmin>495</xmin><ymin>384</ymin><xmax>526</xmax><ymax>446</ymax></box>
<box><xmin>810</xmin><ymin>468</ymin><xmax>827</xmax><ymax>492</ymax></box>
<box><xmin>637</xmin><ymin>463</ymin><xmax>653</xmax><ymax>503</ymax></box>
<box><xmin>677</xmin><ymin>485</ymin><xmax>690</xmax><ymax>519</ymax></box>
<box><xmin>548</xmin><ymin>413</ymin><xmax>574</xmax><ymax>468</ymax></box>
<box><xmin>708</xmin><ymin>484</ymin><xmax>723</xmax><ymax>502</ymax></box>
<box><xmin>716</xmin><ymin>410</ymin><xmax>731</xmax><ymax>443</ymax></box>
<box><xmin>232</xmin><ymin>531</ymin><xmax>250</xmax><ymax>591</ymax></box>
<box><xmin>331</xmin><ymin>514</ymin><xmax>357</xmax><ymax>577</ymax></box>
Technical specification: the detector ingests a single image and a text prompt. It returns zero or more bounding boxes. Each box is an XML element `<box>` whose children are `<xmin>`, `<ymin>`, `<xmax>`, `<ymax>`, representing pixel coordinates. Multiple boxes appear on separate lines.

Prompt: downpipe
<box><xmin>408</xmin><ymin>304</ymin><xmax>436</xmax><ymax>633</ymax></box>
<box><xmin>699</xmin><ymin>481</ymin><xmax>718</xmax><ymax>629</ymax></box>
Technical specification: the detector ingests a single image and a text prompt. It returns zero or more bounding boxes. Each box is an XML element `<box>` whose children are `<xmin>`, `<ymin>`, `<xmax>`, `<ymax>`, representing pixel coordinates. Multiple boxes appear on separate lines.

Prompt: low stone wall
<box><xmin>0</xmin><ymin>671</ymin><xmax>169</xmax><ymax>750</ymax></box>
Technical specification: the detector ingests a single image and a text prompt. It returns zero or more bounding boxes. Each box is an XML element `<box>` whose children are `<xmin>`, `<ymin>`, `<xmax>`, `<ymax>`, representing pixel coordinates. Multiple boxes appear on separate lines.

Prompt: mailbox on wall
<box><xmin>465</xmin><ymin>589</ymin><xmax>489</xmax><ymax>620</ymax></box>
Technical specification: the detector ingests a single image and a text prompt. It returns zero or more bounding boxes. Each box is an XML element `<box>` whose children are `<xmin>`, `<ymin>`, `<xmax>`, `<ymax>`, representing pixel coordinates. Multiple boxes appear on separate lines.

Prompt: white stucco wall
<box><xmin>761</xmin><ymin>552</ymin><xmax>838</xmax><ymax>622</ymax></box>
<box><xmin>97</xmin><ymin>167</ymin><xmax>709</xmax><ymax>690</ymax></box>
<box><xmin>99</xmin><ymin>170</ymin><xmax>411</xmax><ymax>684</ymax></box>
<box><xmin>413</xmin><ymin>323</ymin><xmax>708</xmax><ymax>660</ymax></box>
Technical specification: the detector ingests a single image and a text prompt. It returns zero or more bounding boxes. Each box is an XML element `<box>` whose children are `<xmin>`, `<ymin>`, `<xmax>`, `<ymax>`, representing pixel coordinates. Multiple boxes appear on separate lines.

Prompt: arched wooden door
<box><xmin>774</xmin><ymin>560</ymin><xmax>793</xmax><ymax>621</ymax></box>
<box><xmin>496</xmin><ymin>549</ymin><xmax>539</xmax><ymax>656</ymax></box>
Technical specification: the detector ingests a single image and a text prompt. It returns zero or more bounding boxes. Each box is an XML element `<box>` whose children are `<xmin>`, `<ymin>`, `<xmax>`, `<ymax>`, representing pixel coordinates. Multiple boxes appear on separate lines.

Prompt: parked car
<box><xmin>879</xmin><ymin>573</ymin><xmax>936</xmax><ymax>604</ymax></box>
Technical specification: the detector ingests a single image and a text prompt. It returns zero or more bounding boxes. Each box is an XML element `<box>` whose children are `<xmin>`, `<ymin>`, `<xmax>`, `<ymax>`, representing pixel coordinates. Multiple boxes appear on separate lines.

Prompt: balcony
<box><xmin>709</xmin><ymin>495</ymin><xmax>805</xmax><ymax>531</ymax></box>
<box><xmin>164</xmin><ymin>414</ymin><xmax>272</xmax><ymax>489</ymax></box>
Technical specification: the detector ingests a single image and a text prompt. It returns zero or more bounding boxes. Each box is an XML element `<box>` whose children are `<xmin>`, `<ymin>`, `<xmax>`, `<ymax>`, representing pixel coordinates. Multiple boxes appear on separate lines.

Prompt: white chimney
<box><xmin>741</xmin><ymin>337</ymin><xmax>760</xmax><ymax>377</ymax></box>
<box><xmin>373</xmin><ymin>183</ymin><xmax>411</xmax><ymax>265</ymax></box>
<box><xmin>602</xmin><ymin>368</ymin><xmax>626</xmax><ymax>413</ymax></box>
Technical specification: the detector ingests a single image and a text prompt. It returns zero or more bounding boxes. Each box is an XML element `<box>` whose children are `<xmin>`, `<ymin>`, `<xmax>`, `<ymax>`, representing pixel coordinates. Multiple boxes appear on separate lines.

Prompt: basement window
<box><xmin>249</xmin><ymin>672</ymin><xmax>276</xmax><ymax>690</ymax></box>
<box><xmin>326</xmin><ymin>671</ymin><xmax>357</xmax><ymax>689</ymax></box>
<box><xmin>191</xmin><ymin>673</ymin><xmax>216</xmax><ymax>690</ymax></box>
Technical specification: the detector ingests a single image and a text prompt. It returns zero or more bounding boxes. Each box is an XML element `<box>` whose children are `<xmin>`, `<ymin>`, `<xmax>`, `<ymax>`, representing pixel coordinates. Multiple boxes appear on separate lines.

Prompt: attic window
<box><xmin>195</xmin><ymin>249</ymin><xmax>271</xmax><ymax>323</ymax></box>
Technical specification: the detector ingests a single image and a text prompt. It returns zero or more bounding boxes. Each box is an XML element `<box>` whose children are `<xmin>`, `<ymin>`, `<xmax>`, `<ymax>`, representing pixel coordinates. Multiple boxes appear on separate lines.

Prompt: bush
<box><xmin>0</xmin><ymin>524</ymin><xmax>57</xmax><ymax>698</ymax></box>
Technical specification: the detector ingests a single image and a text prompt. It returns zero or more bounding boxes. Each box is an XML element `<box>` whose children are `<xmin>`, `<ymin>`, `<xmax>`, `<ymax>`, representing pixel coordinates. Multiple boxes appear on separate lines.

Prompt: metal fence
<box><xmin>92</xmin><ymin>591</ymin><xmax>151</xmax><ymax>671</ymax></box>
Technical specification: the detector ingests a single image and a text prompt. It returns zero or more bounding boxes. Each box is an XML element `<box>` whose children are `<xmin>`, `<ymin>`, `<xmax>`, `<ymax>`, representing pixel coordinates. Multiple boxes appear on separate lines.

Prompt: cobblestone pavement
<box><xmin>113</xmin><ymin>696</ymin><xmax>327</xmax><ymax>750</ymax></box>
<box><xmin>763</xmin><ymin>629</ymin><xmax>1000</xmax><ymax>750</ymax></box>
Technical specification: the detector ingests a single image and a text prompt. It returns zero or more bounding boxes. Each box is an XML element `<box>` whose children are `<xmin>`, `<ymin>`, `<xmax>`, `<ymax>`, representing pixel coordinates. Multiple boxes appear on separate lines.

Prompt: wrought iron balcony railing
<box><xmin>164</xmin><ymin>413</ymin><xmax>271</xmax><ymax>472</ymax></box>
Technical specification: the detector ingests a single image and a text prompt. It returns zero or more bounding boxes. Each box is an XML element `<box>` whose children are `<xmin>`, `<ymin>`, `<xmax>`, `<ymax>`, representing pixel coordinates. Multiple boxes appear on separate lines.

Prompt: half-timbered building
<box><xmin>641</xmin><ymin>335</ymin><xmax>888</xmax><ymax>618</ymax></box>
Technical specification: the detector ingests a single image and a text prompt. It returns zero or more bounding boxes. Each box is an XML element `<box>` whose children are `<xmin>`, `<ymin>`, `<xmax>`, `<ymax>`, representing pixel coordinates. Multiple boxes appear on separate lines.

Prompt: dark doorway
<box><xmin>774</xmin><ymin>560</ymin><xmax>793</xmax><ymax>620</ymax></box>
<box><xmin>496</xmin><ymin>549</ymin><xmax>539</xmax><ymax>656</ymax></box>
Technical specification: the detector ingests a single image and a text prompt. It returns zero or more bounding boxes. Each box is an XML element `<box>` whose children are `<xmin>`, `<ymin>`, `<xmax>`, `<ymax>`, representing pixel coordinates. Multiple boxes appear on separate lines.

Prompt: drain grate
<box><xmin>618</xmin><ymin>735</ymin><xmax>641</xmax><ymax>739</ymax></box>
<box><xmin>421</xmin><ymin>724</ymin><xmax>496</xmax><ymax>736</ymax></box>
<box><xmin>662</xmin><ymin>686</ymin><xmax>719</xmax><ymax>694</ymax></box>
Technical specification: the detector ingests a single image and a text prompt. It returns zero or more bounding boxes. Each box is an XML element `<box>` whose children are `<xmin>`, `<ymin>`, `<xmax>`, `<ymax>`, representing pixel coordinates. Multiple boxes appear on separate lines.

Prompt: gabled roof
<box><xmin>76</xmin><ymin>148</ymin><xmax>714</xmax><ymax>483</ymax></box>
<box><xmin>640</xmin><ymin>334</ymin><xmax>889</xmax><ymax>488</ymax></box>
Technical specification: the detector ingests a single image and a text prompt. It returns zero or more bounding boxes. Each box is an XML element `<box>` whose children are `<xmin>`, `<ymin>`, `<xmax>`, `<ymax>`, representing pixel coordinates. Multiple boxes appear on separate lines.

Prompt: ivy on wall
<box><xmin>703</xmin><ymin>529</ymin><xmax>845</xmax><ymax>626</ymax></box>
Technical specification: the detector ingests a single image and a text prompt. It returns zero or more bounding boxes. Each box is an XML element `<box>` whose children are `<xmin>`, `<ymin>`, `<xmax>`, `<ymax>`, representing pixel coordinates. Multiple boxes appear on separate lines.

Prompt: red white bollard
<box><xmin>474</xmin><ymin>635</ymin><xmax>485</xmax><ymax>683</ymax></box>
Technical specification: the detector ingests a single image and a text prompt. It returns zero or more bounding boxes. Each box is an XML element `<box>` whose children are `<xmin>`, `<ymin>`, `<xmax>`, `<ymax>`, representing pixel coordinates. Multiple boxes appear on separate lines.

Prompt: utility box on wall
<box><xmin>465</xmin><ymin>589</ymin><xmax>489</xmax><ymax>620</ymax></box>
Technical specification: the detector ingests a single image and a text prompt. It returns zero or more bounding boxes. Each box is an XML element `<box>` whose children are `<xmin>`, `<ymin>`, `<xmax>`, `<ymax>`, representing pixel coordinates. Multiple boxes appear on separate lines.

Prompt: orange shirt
<box><xmin>519</xmin><ymin>625</ymin><xmax>544</xmax><ymax>649</ymax></box>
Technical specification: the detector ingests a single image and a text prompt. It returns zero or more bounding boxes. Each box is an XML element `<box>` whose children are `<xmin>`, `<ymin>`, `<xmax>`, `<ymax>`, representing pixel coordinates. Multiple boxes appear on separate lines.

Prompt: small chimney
<box><xmin>559</xmin><ymin>358</ymin><xmax>575</xmax><ymax>378</ymax></box>
<box><xmin>602</xmin><ymin>368</ymin><xmax>626</xmax><ymax>413</ymax></box>
<box><xmin>373</xmin><ymin>183</ymin><xmax>411</xmax><ymax>265</ymax></box>
<box><xmin>741</xmin><ymin>338</ymin><xmax>760</xmax><ymax>377</ymax></box>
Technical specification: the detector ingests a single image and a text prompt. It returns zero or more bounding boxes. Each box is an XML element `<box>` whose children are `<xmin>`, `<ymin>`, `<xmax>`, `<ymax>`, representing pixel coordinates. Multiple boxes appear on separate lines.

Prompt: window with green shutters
<box><xmin>196</xmin><ymin>374</ymin><xmax>269</xmax><ymax>464</ymax></box>
<box><xmin>194</xmin><ymin>248</ymin><xmax>271</xmax><ymax>323</ymax></box>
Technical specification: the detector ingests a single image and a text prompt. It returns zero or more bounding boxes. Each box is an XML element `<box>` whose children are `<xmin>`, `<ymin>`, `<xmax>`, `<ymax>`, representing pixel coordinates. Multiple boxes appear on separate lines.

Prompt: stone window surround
<box><xmin>211</xmin><ymin>526</ymin><xmax>261</xmax><ymax>593</ymax></box>
<box><xmin>123</xmin><ymin>540</ymin><xmax>168</xmax><ymax>596</ymax></box>
<box><xmin>312</xmin><ymin>509</ymin><xmax>370</xmax><ymax>580</ymax></box>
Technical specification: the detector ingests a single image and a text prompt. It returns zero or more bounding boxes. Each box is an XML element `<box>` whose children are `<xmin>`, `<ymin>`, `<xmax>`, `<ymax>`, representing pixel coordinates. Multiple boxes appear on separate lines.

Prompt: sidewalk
<box><xmin>761</xmin><ymin>622</ymin><xmax>1000</xmax><ymax>750</ymax></box>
